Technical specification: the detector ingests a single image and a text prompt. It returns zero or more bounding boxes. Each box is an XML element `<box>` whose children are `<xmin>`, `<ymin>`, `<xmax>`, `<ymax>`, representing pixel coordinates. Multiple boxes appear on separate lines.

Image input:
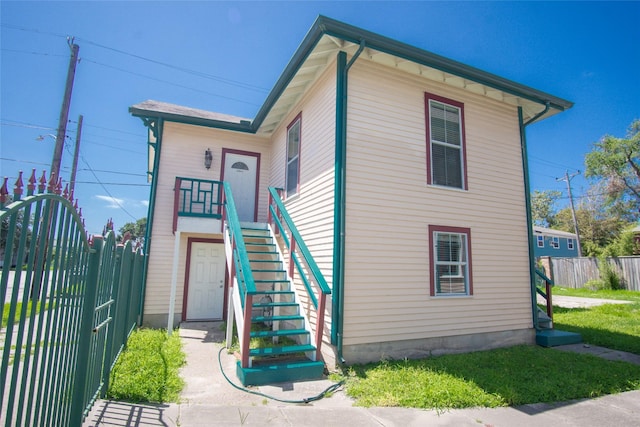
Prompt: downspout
<box><xmin>333</xmin><ymin>41</ymin><xmax>365</xmax><ymax>364</ymax></box>
<box><xmin>139</xmin><ymin>117</ymin><xmax>163</xmax><ymax>326</ymax></box>
<box><xmin>519</xmin><ymin>103</ymin><xmax>549</xmax><ymax>331</ymax></box>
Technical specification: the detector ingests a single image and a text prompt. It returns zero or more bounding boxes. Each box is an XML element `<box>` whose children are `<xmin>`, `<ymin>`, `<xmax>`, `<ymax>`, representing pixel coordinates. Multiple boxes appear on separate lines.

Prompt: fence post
<box><xmin>69</xmin><ymin>237</ymin><xmax>102</xmax><ymax>425</ymax></box>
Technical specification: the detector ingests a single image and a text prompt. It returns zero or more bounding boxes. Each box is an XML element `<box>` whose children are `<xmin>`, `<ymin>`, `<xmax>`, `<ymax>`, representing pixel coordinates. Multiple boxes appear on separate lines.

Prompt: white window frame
<box><xmin>552</xmin><ymin>237</ymin><xmax>560</xmax><ymax>249</ymax></box>
<box><xmin>567</xmin><ymin>238</ymin><xmax>574</xmax><ymax>250</ymax></box>
<box><xmin>425</xmin><ymin>93</ymin><xmax>467</xmax><ymax>190</ymax></box>
<box><xmin>429</xmin><ymin>225</ymin><xmax>472</xmax><ymax>296</ymax></box>
<box><xmin>285</xmin><ymin>114</ymin><xmax>302</xmax><ymax>197</ymax></box>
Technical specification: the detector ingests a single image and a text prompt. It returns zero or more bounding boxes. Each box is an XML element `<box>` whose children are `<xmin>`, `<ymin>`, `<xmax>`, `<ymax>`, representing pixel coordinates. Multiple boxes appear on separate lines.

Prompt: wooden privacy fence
<box><xmin>1</xmin><ymin>170</ymin><xmax>144</xmax><ymax>427</ymax></box>
<box><xmin>546</xmin><ymin>256</ymin><xmax>640</xmax><ymax>291</ymax></box>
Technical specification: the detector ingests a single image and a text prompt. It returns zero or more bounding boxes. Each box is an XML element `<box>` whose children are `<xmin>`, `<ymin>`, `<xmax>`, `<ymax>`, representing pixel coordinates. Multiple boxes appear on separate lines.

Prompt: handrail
<box><xmin>267</xmin><ymin>187</ymin><xmax>331</xmax><ymax>297</ymax></box>
<box><xmin>535</xmin><ymin>268</ymin><xmax>553</xmax><ymax>320</ymax></box>
<box><xmin>222</xmin><ymin>181</ymin><xmax>257</xmax><ymax>296</ymax></box>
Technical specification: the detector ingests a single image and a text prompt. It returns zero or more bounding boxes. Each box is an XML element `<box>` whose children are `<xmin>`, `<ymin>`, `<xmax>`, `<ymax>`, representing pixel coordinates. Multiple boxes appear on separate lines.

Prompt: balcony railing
<box><xmin>173</xmin><ymin>177</ymin><xmax>223</xmax><ymax>233</ymax></box>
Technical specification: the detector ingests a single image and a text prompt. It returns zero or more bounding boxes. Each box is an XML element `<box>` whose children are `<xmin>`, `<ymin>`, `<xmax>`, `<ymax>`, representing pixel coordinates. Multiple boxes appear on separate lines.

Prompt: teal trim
<box><xmin>332</xmin><ymin>51</ymin><xmax>347</xmax><ymax>347</ymax></box>
<box><xmin>519</xmin><ymin>106</ymin><xmax>546</xmax><ymax>331</ymax></box>
<box><xmin>224</xmin><ymin>181</ymin><xmax>257</xmax><ymax>296</ymax></box>
<box><xmin>129</xmin><ymin>16</ymin><xmax>573</xmax><ymax>133</ymax></box>
<box><xmin>267</xmin><ymin>187</ymin><xmax>331</xmax><ymax>297</ymax></box>
<box><xmin>139</xmin><ymin>117</ymin><xmax>163</xmax><ymax>325</ymax></box>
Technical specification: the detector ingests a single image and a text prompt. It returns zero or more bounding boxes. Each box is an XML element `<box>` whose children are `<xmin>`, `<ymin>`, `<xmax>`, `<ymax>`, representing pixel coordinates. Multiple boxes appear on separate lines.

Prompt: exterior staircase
<box><xmin>534</xmin><ymin>270</ymin><xmax>582</xmax><ymax>347</ymax></box>
<box><xmin>234</xmin><ymin>224</ymin><xmax>324</xmax><ymax>386</ymax></box>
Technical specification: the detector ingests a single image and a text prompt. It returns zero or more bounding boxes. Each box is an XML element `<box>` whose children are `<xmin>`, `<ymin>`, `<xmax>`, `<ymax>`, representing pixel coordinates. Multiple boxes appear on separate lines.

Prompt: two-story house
<box><xmin>130</xmin><ymin>16</ymin><xmax>575</xmax><ymax>385</ymax></box>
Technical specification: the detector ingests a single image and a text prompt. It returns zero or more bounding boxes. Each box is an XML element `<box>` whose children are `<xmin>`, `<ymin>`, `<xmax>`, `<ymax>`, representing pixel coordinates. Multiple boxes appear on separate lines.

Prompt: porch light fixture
<box><xmin>204</xmin><ymin>148</ymin><xmax>213</xmax><ymax>169</ymax></box>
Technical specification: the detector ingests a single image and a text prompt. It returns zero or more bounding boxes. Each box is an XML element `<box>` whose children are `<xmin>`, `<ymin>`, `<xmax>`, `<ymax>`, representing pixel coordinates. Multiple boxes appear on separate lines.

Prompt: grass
<box><xmin>343</xmin><ymin>288</ymin><xmax>640</xmax><ymax>410</ymax></box>
<box><xmin>344</xmin><ymin>345</ymin><xmax>640</xmax><ymax>410</ymax></box>
<box><xmin>2</xmin><ymin>301</ymin><xmax>48</xmax><ymax>327</ymax></box>
<box><xmin>551</xmin><ymin>287</ymin><xmax>640</xmax><ymax>355</ymax></box>
<box><xmin>107</xmin><ymin>328</ymin><xmax>186</xmax><ymax>403</ymax></box>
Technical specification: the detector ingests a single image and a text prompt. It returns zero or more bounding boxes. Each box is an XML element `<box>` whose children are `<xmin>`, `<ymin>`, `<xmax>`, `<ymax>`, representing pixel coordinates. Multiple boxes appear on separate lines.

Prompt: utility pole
<box><xmin>557</xmin><ymin>170</ymin><xmax>583</xmax><ymax>257</ymax></box>
<box><xmin>69</xmin><ymin>114</ymin><xmax>83</xmax><ymax>195</ymax></box>
<box><xmin>51</xmin><ymin>39</ymin><xmax>79</xmax><ymax>182</ymax></box>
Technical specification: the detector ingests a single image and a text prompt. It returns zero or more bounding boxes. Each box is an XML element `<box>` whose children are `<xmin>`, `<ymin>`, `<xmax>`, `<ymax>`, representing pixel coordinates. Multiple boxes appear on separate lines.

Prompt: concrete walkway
<box><xmin>84</xmin><ymin>294</ymin><xmax>640</xmax><ymax>426</ymax></box>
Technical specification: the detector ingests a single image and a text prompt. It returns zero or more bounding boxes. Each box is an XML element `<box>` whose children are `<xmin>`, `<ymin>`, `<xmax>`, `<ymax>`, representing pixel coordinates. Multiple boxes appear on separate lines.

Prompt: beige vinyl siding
<box><xmin>268</xmin><ymin>64</ymin><xmax>337</xmax><ymax>336</ymax></box>
<box><xmin>342</xmin><ymin>59</ymin><xmax>531</xmax><ymax>346</ymax></box>
<box><xmin>145</xmin><ymin>123</ymin><xmax>269</xmax><ymax>318</ymax></box>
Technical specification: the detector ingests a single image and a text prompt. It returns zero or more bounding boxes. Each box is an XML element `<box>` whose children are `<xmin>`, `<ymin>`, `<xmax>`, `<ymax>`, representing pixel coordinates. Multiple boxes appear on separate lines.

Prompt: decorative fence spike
<box><xmin>55</xmin><ymin>178</ymin><xmax>63</xmax><ymax>195</ymax></box>
<box><xmin>39</xmin><ymin>170</ymin><xmax>47</xmax><ymax>193</ymax></box>
<box><xmin>48</xmin><ymin>172</ymin><xmax>57</xmax><ymax>193</ymax></box>
<box><xmin>28</xmin><ymin>169</ymin><xmax>37</xmax><ymax>196</ymax></box>
<box><xmin>63</xmin><ymin>183</ymin><xmax>69</xmax><ymax>199</ymax></box>
<box><xmin>13</xmin><ymin>170</ymin><xmax>24</xmax><ymax>200</ymax></box>
<box><xmin>0</xmin><ymin>177</ymin><xmax>8</xmax><ymax>207</ymax></box>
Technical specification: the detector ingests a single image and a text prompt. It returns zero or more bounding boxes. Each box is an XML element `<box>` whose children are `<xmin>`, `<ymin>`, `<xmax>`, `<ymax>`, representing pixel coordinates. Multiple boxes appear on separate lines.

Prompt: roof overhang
<box><xmin>130</xmin><ymin>15</ymin><xmax>574</xmax><ymax>136</ymax></box>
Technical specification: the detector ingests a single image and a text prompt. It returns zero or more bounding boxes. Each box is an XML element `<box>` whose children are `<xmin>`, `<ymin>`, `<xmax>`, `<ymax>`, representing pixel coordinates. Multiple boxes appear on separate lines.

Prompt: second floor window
<box><xmin>425</xmin><ymin>93</ymin><xmax>467</xmax><ymax>190</ymax></box>
<box><xmin>286</xmin><ymin>114</ymin><xmax>301</xmax><ymax>197</ymax></box>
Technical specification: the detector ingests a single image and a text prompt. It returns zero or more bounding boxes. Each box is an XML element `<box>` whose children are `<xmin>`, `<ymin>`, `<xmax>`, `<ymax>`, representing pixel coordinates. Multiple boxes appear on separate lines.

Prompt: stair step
<box><xmin>236</xmin><ymin>360</ymin><xmax>324</xmax><ymax>386</ymax></box>
<box><xmin>249</xmin><ymin>344</ymin><xmax>316</xmax><ymax>357</ymax></box>
<box><xmin>255</xmin><ymin>279</ymin><xmax>290</xmax><ymax>284</ymax></box>
<box><xmin>252</xmin><ymin>269</ymin><xmax>286</xmax><ymax>274</ymax></box>
<box><xmin>536</xmin><ymin>329</ymin><xmax>582</xmax><ymax>347</ymax></box>
<box><xmin>250</xmin><ymin>328</ymin><xmax>309</xmax><ymax>338</ymax></box>
<box><xmin>253</xmin><ymin>301</ymin><xmax>299</xmax><ymax>308</ymax></box>
<box><xmin>252</xmin><ymin>314</ymin><xmax>303</xmax><ymax>323</ymax></box>
<box><xmin>255</xmin><ymin>290</ymin><xmax>295</xmax><ymax>296</ymax></box>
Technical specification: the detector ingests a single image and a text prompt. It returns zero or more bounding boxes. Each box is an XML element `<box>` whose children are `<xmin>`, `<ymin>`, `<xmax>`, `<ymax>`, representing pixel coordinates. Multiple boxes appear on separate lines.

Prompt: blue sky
<box><xmin>1</xmin><ymin>1</ymin><xmax>639</xmax><ymax>234</ymax></box>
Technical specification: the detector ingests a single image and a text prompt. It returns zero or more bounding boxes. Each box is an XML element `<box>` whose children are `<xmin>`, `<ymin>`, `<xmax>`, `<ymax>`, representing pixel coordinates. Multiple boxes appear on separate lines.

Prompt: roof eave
<box><xmin>129</xmin><ymin>105</ymin><xmax>254</xmax><ymax>133</ymax></box>
<box><xmin>252</xmin><ymin>15</ymin><xmax>573</xmax><ymax>131</ymax></box>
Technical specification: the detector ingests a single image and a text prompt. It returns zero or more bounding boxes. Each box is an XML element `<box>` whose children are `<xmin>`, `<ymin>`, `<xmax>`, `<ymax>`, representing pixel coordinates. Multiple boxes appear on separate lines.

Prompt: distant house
<box><xmin>533</xmin><ymin>226</ymin><xmax>579</xmax><ymax>258</ymax></box>
<box><xmin>632</xmin><ymin>225</ymin><xmax>640</xmax><ymax>255</ymax></box>
<box><xmin>130</xmin><ymin>16</ymin><xmax>573</xmax><ymax>383</ymax></box>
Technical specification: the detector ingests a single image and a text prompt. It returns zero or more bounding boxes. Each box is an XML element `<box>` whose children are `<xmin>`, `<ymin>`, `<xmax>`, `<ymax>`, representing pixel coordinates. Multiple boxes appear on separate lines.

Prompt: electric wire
<box><xmin>217</xmin><ymin>347</ymin><xmax>344</xmax><ymax>404</ymax></box>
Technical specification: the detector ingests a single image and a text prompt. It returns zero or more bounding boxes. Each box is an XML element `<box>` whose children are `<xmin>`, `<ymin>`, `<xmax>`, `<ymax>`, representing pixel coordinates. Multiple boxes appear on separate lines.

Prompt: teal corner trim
<box><xmin>332</xmin><ymin>42</ymin><xmax>364</xmax><ymax>362</ymax></box>
<box><xmin>332</xmin><ymin>51</ymin><xmax>347</xmax><ymax>348</ymax></box>
<box><xmin>519</xmin><ymin>104</ymin><xmax>549</xmax><ymax>330</ymax></box>
<box><xmin>139</xmin><ymin>117</ymin><xmax>163</xmax><ymax>325</ymax></box>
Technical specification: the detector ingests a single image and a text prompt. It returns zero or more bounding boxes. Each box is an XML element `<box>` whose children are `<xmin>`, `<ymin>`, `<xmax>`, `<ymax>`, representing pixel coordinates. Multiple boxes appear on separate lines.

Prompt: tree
<box><xmin>550</xmin><ymin>185</ymin><xmax>631</xmax><ymax>256</ymax></box>
<box><xmin>118</xmin><ymin>217</ymin><xmax>147</xmax><ymax>245</ymax></box>
<box><xmin>531</xmin><ymin>190</ymin><xmax>562</xmax><ymax>227</ymax></box>
<box><xmin>585</xmin><ymin>119</ymin><xmax>640</xmax><ymax>218</ymax></box>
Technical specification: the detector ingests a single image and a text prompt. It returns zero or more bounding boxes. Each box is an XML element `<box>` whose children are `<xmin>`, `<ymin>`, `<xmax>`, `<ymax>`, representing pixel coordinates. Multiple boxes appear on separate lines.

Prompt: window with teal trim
<box><xmin>286</xmin><ymin>114</ymin><xmax>301</xmax><ymax>197</ymax></box>
<box><xmin>537</xmin><ymin>235</ymin><xmax>544</xmax><ymax>248</ymax></box>
<box><xmin>425</xmin><ymin>93</ymin><xmax>467</xmax><ymax>190</ymax></box>
<box><xmin>429</xmin><ymin>225</ymin><xmax>473</xmax><ymax>296</ymax></box>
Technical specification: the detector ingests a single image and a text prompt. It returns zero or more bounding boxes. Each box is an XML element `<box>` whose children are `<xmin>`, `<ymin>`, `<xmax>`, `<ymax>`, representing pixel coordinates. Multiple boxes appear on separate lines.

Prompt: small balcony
<box><xmin>173</xmin><ymin>177</ymin><xmax>223</xmax><ymax>234</ymax></box>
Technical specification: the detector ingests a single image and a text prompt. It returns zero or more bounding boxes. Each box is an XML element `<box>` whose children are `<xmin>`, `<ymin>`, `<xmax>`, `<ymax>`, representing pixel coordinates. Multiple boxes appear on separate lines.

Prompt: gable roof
<box><xmin>130</xmin><ymin>15</ymin><xmax>573</xmax><ymax>136</ymax></box>
<box><xmin>533</xmin><ymin>226</ymin><xmax>577</xmax><ymax>239</ymax></box>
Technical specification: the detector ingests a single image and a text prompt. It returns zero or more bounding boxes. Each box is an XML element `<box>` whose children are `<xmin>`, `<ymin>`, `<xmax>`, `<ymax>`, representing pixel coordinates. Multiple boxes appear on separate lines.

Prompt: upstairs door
<box><xmin>185</xmin><ymin>242</ymin><xmax>225</xmax><ymax>320</ymax></box>
<box><xmin>222</xmin><ymin>150</ymin><xmax>260</xmax><ymax>222</ymax></box>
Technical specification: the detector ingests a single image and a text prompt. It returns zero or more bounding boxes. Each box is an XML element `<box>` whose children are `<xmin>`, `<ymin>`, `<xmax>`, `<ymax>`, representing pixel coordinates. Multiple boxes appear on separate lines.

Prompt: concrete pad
<box><xmin>553</xmin><ymin>343</ymin><xmax>640</xmax><ymax>365</ymax></box>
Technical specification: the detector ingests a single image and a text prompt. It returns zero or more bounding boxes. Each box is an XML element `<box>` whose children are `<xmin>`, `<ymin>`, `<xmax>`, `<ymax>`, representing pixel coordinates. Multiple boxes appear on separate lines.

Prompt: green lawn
<box><xmin>551</xmin><ymin>287</ymin><xmax>640</xmax><ymax>354</ymax></box>
<box><xmin>343</xmin><ymin>288</ymin><xmax>640</xmax><ymax>410</ymax></box>
<box><xmin>107</xmin><ymin>328</ymin><xmax>186</xmax><ymax>403</ymax></box>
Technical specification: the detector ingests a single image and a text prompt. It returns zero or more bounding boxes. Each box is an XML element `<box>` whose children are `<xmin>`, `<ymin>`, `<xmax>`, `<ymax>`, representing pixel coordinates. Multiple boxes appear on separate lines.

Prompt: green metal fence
<box><xmin>1</xmin><ymin>170</ymin><xmax>144</xmax><ymax>426</ymax></box>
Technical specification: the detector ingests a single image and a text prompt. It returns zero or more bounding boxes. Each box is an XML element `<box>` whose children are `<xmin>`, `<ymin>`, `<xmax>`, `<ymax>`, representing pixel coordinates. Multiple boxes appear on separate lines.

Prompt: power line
<box><xmin>81</xmin><ymin>58</ymin><xmax>262</xmax><ymax>107</ymax></box>
<box><xmin>79</xmin><ymin>155</ymin><xmax>141</xmax><ymax>220</ymax></box>
<box><xmin>2</xmin><ymin>23</ymin><xmax>269</xmax><ymax>94</ymax></box>
<box><xmin>77</xmin><ymin>38</ymin><xmax>269</xmax><ymax>93</ymax></box>
<box><xmin>1</xmin><ymin>48</ymin><xmax>68</xmax><ymax>58</ymax></box>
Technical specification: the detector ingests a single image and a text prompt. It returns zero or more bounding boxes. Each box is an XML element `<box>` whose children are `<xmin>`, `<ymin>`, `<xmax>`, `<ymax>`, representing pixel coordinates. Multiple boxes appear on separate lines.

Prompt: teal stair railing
<box><xmin>267</xmin><ymin>187</ymin><xmax>331</xmax><ymax>360</ymax></box>
<box><xmin>221</xmin><ymin>181</ymin><xmax>257</xmax><ymax>369</ymax></box>
<box><xmin>535</xmin><ymin>269</ymin><xmax>554</xmax><ymax>324</ymax></box>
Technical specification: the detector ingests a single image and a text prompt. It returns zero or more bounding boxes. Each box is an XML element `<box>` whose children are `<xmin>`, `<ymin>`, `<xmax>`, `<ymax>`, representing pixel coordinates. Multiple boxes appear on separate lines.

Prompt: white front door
<box><xmin>223</xmin><ymin>151</ymin><xmax>258</xmax><ymax>222</ymax></box>
<box><xmin>186</xmin><ymin>242</ymin><xmax>225</xmax><ymax>320</ymax></box>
